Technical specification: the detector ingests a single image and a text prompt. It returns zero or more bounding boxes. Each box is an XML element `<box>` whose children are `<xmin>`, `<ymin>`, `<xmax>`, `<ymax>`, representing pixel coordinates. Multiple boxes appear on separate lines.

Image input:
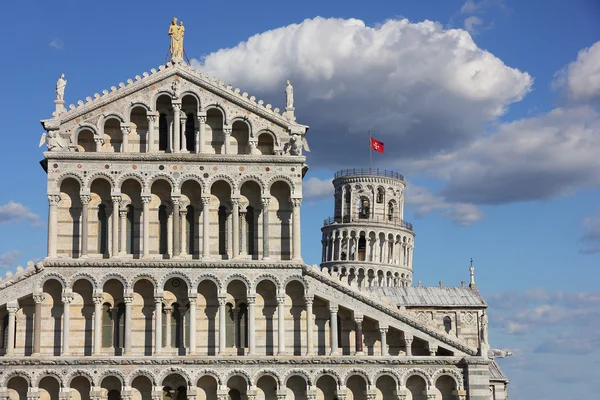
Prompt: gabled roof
<box><xmin>366</xmin><ymin>286</ymin><xmax>487</xmax><ymax>307</ymax></box>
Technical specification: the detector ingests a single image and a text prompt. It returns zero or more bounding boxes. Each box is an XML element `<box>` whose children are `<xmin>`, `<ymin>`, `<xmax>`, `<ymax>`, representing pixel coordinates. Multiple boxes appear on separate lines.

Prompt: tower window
<box><xmin>388</xmin><ymin>201</ymin><xmax>395</xmax><ymax>221</ymax></box>
<box><xmin>377</xmin><ymin>187</ymin><xmax>385</xmax><ymax>203</ymax></box>
<box><xmin>359</xmin><ymin>197</ymin><xmax>370</xmax><ymax>219</ymax></box>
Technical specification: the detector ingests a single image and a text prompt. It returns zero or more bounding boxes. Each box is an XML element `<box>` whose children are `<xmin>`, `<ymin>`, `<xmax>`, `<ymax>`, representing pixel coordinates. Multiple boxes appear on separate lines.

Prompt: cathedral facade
<box><xmin>0</xmin><ymin>25</ymin><xmax>508</xmax><ymax>400</ymax></box>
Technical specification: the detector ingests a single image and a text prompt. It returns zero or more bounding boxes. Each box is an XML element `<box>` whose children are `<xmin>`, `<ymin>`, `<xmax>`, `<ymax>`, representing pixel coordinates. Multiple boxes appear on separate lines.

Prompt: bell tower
<box><xmin>320</xmin><ymin>168</ymin><xmax>415</xmax><ymax>286</ymax></box>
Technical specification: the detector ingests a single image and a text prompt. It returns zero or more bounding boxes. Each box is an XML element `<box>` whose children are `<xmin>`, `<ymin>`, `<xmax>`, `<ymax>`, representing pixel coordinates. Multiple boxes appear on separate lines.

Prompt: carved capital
<box><xmin>290</xmin><ymin>198</ymin><xmax>302</xmax><ymax>208</ymax></box>
<box><xmin>172</xmin><ymin>102</ymin><xmax>182</xmax><ymax>111</ymax></box>
<box><xmin>329</xmin><ymin>304</ymin><xmax>339</xmax><ymax>313</ymax></box>
<box><xmin>154</xmin><ymin>296</ymin><xmax>163</xmax><ymax>305</ymax></box>
<box><xmin>230</xmin><ymin>198</ymin><xmax>240</xmax><ymax>207</ymax></box>
<box><xmin>261</xmin><ymin>197</ymin><xmax>270</xmax><ymax>208</ymax></box>
<box><xmin>119</xmin><ymin>209</ymin><xmax>129</xmax><ymax>218</ymax></box>
<box><xmin>62</xmin><ymin>293</ymin><xmax>74</xmax><ymax>304</ymax></box>
<box><xmin>94</xmin><ymin>138</ymin><xmax>105</xmax><ymax>144</ymax></box>
<box><xmin>120</xmin><ymin>126</ymin><xmax>131</xmax><ymax>135</ymax></box>
<box><xmin>147</xmin><ymin>114</ymin><xmax>158</xmax><ymax>123</ymax></box>
<box><xmin>404</xmin><ymin>338</ymin><xmax>414</xmax><ymax>346</ymax></box>
<box><xmin>304</xmin><ymin>296</ymin><xmax>314</xmax><ymax>306</ymax></box>
<box><xmin>48</xmin><ymin>194</ymin><xmax>61</xmax><ymax>205</ymax></box>
<box><xmin>222</xmin><ymin>127</ymin><xmax>232</xmax><ymax>135</ymax></box>
<box><xmin>197</xmin><ymin>116</ymin><xmax>207</xmax><ymax>124</ymax></box>
<box><xmin>201</xmin><ymin>197</ymin><xmax>211</xmax><ymax>206</ymax></box>
<box><xmin>111</xmin><ymin>195</ymin><xmax>122</xmax><ymax>204</ymax></box>
<box><xmin>276</xmin><ymin>296</ymin><xmax>286</xmax><ymax>306</ymax></box>
<box><xmin>171</xmin><ymin>196</ymin><xmax>181</xmax><ymax>206</ymax></box>
<box><xmin>92</xmin><ymin>293</ymin><xmax>104</xmax><ymax>305</ymax></box>
<box><xmin>141</xmin><ymin>195</ymin><xmax>152</xmax><ymax>204</ymax></box>
<box><xmin>218</xmin><ymin>296</ymin><xmax>227</xmax><ymax>307</ymax></box>
<box><xmin>247</xmin><ymin>296</ymin><xmax>256</xmax><ymax>305</ymax></box>
<box><xmin>354</xmin><ymin>314</ymin><xmax>364</xmax><ymax>324</ymax></box>
<box><xmin>33</xmin><ymin>293</ymin><xmax>46</xmax><ymax>304</ymax></box>
<box><xmin>123</xmin><ymin>295</ymin><xmax>134</xmax><ymax>305</ymax></box>
<box><xmin>379</xmin><ymin>327</ymin><xmax>389</xmax><ymax>334</ymax></box>
<box><xmin>80</xmin><ymin>194</ymin><xmax>92</xmax><ymax>205</ymax></box>
<box><xmin>6</xmin><ymin>302</ymin><xmax>19</xmax><ymax>313</ymax></box>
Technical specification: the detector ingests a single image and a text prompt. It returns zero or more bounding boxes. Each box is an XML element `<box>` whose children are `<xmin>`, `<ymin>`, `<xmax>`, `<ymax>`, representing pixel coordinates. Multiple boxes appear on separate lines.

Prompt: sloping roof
<box><xmin>366</xmin><ymin>286</ymin><xmax>487</xmax><ymax>307</ymax></box>
<box><xmin>489</xmin><ymin>360</ymin><xmax>509</xmax><ymax>382</ymax></box>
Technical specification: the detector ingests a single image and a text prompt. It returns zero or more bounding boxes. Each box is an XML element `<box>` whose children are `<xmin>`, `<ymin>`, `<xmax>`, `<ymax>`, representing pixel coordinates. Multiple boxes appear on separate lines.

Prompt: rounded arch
<box><xmin>160</xmin><ymin>271</ymin><xmax>193</xmax><ymax>289</ymax></box>
<box><xmin>54</xmin><ymin>173</ymin><xmax>85</xmax><ymax>192</ymax></box>
<box><xmin>223</xmin><ymin>369</ymin><xmax>251</xmax><ymax>387</ymax></box>
<box><xmin>102</xmin><ymin>113</ymin><xmax>126</xmax><ymax>124</ymax></box>
<box><xmin>282</xmin><ymin>275</ymin><xmax>308</xmax><ymax>292</ymax></box>
<box><xmin>69</xmin><ymin>272</ymin><xmax>99</xmax><ymax>290</ymax></box>
<box><xmin>127</xmin><ymin>369</ymin><xmax>157</xmax><ymax>386</ymax></box>
<box><xmin>312</xmin><ymin>369</ymin><xmax>342</xmax><ymax>387</ymax></box>
<box><xmin>75</xmin><ymin>123</ymin><xmax>99</xmax><ymax>136</ymax></box>
<box><xmin>282</xmin><ymin>370</ymin><xmax>311</xmax><ymax>386</ymax></box>
<box><xmin>100</xmin><ymin>273</ymin><xmax>129</xmax><ymax>291</ymax></box>
<box><xmin>224</xmin><ymin>273</ymin><xmax>251</xmax><ymax>291</ymax></box>
<box><xmin>34</xmin><ymin>371</ymin><xmax>63</xmax><ymax>388</ymax></box>
<box><xmin>372</xmin><ymin>370</ymin><xmax>400</xmax><ymax>387</ymax></box>
<box><xmin>130</xmin><ymin>273</ymin><xmax>159</xmax><ymax>290</ymax></box>
<box><xmin>118</xmin><ymin>173</ymin><xmax>147</xmax><ymax>192</ymax></box>
<box><xmin>203</xmin><ymin>104</ymin><xmax>227</xmax><ymax>124</ymax></box>
<box><xmin>98</xmin><ymin>370</ymin><xmax>126</xmax><ymax>387</ymax></box>
<box><xmin>153</xmin><ymin>91</ymin><xmax>176</xmax><ymax>108</ymax></box>
<box><xmin>194</xmin><ymin>369</ymin><xmax>222</xmax><ymax>386</ymax></box>
<box><xmin>256</xmin><ymin>129</ymin><xmax>277</xmax><ymax>143</ymax></box>
<box><xmin>229</xmin><ymin>117</ymin><xmax>253</xmax><ymax>135</ymax></box>
<box><xmin>208</xmin><ymin>174</ymin><xmax>237</xmax><ymax>193</ymax></box>
<box><xmin>178</xmin><ymin>174</ymin><xmax>207</xmax><ymax>192</ymax></box>
<box><xmin>148</xmin><ymin>173</ymin><xmax>176</xmax><ymax>191</ymax></box>
<box><xmin>401</xmin><ymin>368</ymin><xmax>432</xmax><ymax>388</ymax></box>
<box><xmin>2</xmin><ymin>370</ymin><xmax>32</xmax><ymax>387</ymax></box>
<box><xmin>238</xmin><ymin>175</ymin><xmax>266</xmax><ymax>194</ymax></box>
<box><xmin>157</xmin><ymin>368</ymin><xmax>192</xmax><ymax>386</ymax></box>
<box><xmin>252</xmin><ymin>370</ymin><xmax>281</xmax><ymax>388</ymax></box>
<box><xmin>431</xmin><ymin>369</ymin><xmax>463</xmax><ymax>390</ymax></box>
<box><xmin>196</xmin><ymin>274</ymin><xmax>223</xmax><ymax>292</ymax></box>
<box><xmin>267</xmin><ymin>175</ymin><xmax>296</xmax><ymax>195</ymax></box>
<box><xmin>66</xmin><ymin>370</ymin><xmax>95</xmax><ymax>387</ymax></box>
<box><xmin>38</xmin><ymin>272</ymin><xmax>68</xmax><ymax>291</ymax></box>
<box><xmin>181</xmin><ymin>91</ymin><xmax>202</xmax><ymax>110</ymax></box>
<box><xmin>343</xmin><ymin>370</ymin><xmax>371</xmax><ymax>386</ymax></box>
<box><xmin>128</xmin><ymin>101</ymin><xmax>152</xmax><ymax>115</ymax></box>
<box><xmin>252</xmin><ymin>274</ymin><xmax>282</xmax><ymax>293</ymax></box>
<box><xmin>86</xmin><ymin>172</ymin><xmax>117</xmax><ymax>190</ymax></box>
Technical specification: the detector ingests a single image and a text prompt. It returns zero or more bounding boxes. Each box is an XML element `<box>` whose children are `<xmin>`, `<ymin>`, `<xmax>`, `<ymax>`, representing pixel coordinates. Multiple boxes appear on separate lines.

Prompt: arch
<box><xmin>401</xmin><ymin>368</ymin><xmax>432</xmax><ymax>388</ymax></box>
<box><xmin>252</xmin><ymin>274</ymin><xmax>282</xmax><ymax>293</ymax></box>
<box><xmin>128</xmin><ymin>101</ymin><xmax>152</xmax><ymax>114</ymax></box>
<box><xmin>237</xmin><ymin>175</ymin><xmax>266</xmax><ymax>194</ymax></box>
<box><xmin>153</xmin><ymin>91</ymin><xmax>176</xmax><ymax>108</ymax></box>
<box><xmin>157</xmin><ymin>368</ymin><xmax>192</xmax><ymax>385</ymax></box>
<box><xmin>98</xmin><ymin>370</ymin><xmax>126</xmax><ymax>387</ymax></box>
<box><xmin>312</xmin><ymin>369</ymin><xmax>342</xmax><ymax>387</ymax></box>
<box><xmin>130</xmin><ymin>273</ymin><xmax>159</xmax><ymax>290</ymax></box>
<box><xmin>203</xmin><ymin>104</ymin><xmax>227</xmax><ymax>124</ymax></box>
<box><xmin>54</xmin><ymin>173</ymin><xmax>85</xmax><ymax>192</ymax></box>
<box><xmin>178</xmin><ymin>174</ymin><xmax>207</xmax><ymax>192</ymax></box>
<box><xmin>147</xmin><ymin>173</ymin><xmax>176</xmax><ymax>191</ymax></box>
<box><xmin>160</xmin><ymin>271</ymin><xmax>193</xmax><ymax>289</ymax></box>
<box><xmin>196</xmin><ymin>274</ymin><xmax>223</xmax><ymax>292</ymax></box>
<box><xmin>282</xmin><ymin>275</ymin><xmax>308</xmax><ymax>292</ymax></box>
<box><xmin>230</xmin><ymin>117</ymin><xmax>253</xmax><ymax>135</ymax></box>
<box><xmin>223</xmin><ymin>273</ymin><xmax>251</xmax><ymax>291</ymax></box>
<box><xmin>75</xmin><ymin>123</ymin><xmax>99</xmax><ymax>137</ymax></box>
<box><xmin>207</xmin><ymin>174</ymin><xmax>237</xmax><ymax>193</ymax></box>
<box><xmin>431</xmin><ymin>369</ymin><xmax>463</xmax><ymax>390</ymax></box>
<box><xmin>102</xmin><ymin>113</ymin><xmax>126</xmax><ymax>124</ymax></box>
<box><xmin>2</xmin><ymin>370</ymin><xmax>32</xmax><ymax>387</ymax></box>
<box><xmin>118</xmin><ymin>173</ymin><xmax>147</xmax><ymax>192</ymax></box>
<box><xmin>86</xmin><ymin>172</ymin><xmax>117</xmax><ymax>190</ymax></box>
<box><xmin>194</xmin><ymin>369</ymin><xmax>222</xmax><ymax>386</ymax></box>
<box><xmin>252</xmin><ymin>370</ymin><xmax>281</xmax><ymax>387</ymax></box>
<box><xmin>343</xmin><ymin>369</ymin><xmax>371</xmax><ymax>386</ymax></box>
<box><xmin>181</xmin><ymin>91</ymin><xmax>202</xmax><ymax>110</ymax></box>
<box><xmin>267</xmin><ymin>175</ymin><xmax>295</xmax><ymax>194</ymax></box>
<box><xmin>223</xmin><ymin>369</ymin><xmax>251</xmax><ymax>386</ymax></box>
<box><xmin>34</xmin><ymin>371</ymin><xmax>63</xmax><ymax>388</ymax></box>
<box><xmin>256</xmin><ymin>129</ymin><xmax>277</xmax><ymax>144</ymax></box>
<box><xmin>38</xmin><ymin>272</ymin><xmax>67</xmax><ymax>290</ymax></box>
<box><xmin>66</xmin><ymin>370</ymin><xmax>95</xmax><ymax>387</ymax></box>
<box><xmin>372</xmin><ymin>370</ymin><xmax>400</xmax><ymax>387</ymax></box>
<box><xmin>127</xmin><ymin>369</ymin><xmax>157</xmax><ymax>386</ymax></box>
<box><xmin>69</xmin><ymin>272</ymin><xmax>99</xmax><ymax>290</ymax></box>
<box><xmin>282</xmin><ymin>370</ymin><xmax>311</xmax><ymax>386</ymax></box>
<box><xmin>100</xmin><ymin>273</ymin><xmax>129</xmax><ymax>291</ymax></box>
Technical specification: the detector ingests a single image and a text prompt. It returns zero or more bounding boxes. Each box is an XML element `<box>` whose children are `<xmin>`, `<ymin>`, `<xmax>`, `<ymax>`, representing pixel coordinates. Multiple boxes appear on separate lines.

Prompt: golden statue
<box><xmin>168</xmin><ymin>18</ymin><xmax>185</xmax><ymax>63</ymax></box>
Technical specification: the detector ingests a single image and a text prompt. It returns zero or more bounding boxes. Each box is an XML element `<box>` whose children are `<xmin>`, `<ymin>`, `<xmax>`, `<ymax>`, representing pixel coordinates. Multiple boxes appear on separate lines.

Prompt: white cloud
<box><xmin>0</xmin><ymin>201</ymin><xmax>42</xmax><ymax>226</ymax></box>
<box><xmin>553</xmin><ymin>41</ymin><xmax>600</xmax><ymax>103</ymax></box>
<box><xmin>49</xmin><ymin>38</ymin><xmax>64</xmax><ymax>50</ymax></box>
<box><xmin>580</xmin><ymin>213</ymin><xmax>600</xmax><ymax>253</ymax></box>
<box><xmin>464</xmin><ymin>16</ymin><xmax>483</xmax><ymax>33</ymax></box>
<box><xmin>0</xmin><ymin>250</ymin><xmax>20</xmax><ymax>270</ymax></box>
<box><xmin>303</xmin><ymin>177</ymin><xmax>333</xmax><ymax>201</ymax></box>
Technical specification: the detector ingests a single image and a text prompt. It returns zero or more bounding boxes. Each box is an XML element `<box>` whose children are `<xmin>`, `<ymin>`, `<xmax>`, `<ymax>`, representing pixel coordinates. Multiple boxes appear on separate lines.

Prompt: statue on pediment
<box><xmin>56</xmin><ymin>73</ymin><xmax>66</xmax><ymax>101</ymax></box>
<box><xmin>168</xmin><ymin>18</ymin><xmax>185</xmax><ymax>63</ymax></box>
<box><xmin>285</xmin><ymin>80</ymin><xmax>294</xmax><ymax>109</ymax></box>
<box><xmin>285</xmin><ymin>132</ymin><xmax>310</xmax><ymax>156</ymax></box>
<box><xmin>39</xmin><ymin>130</ymin><xmax>72</xmax><ymax>152</ymax></box>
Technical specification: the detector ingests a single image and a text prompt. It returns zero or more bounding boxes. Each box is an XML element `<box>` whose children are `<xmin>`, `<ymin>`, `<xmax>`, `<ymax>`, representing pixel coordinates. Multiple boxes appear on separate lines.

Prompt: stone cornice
<box><xmin>42</xmin><ymin>259</ymin><xmax>306</xmax><ymax>269</ymax></box>
<box><xmin>44</xmin><ymin>152</ymin><xmax>306</xmax><ymax>164</ymax></box>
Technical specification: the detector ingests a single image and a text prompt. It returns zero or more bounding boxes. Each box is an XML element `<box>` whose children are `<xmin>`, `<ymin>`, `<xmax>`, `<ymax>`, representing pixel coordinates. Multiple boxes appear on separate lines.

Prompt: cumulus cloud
<box><xmin>49</xmin><ymin>38</ymin><xmax>64</xmax><ymax>50</ymax></box>
<box><xmin>553</xmin><ymin>41</ymin><xmax>600</xmax><ymax>103</ymax></box>
<box><xmin>0</xmin><ymin>201</ymin><xmax>42</xmax><ymax>226</ymax></box>
<box><xmin>0</xmin><ymin>250</ymin><xmax>20</xmax><ymax>270</ymax></box>
<box><xmin>194</xmin><ymin>17</ymin><xmax>532</xmax><ymax>170</ymax></box>
<box><xmin>303</xmin><ymin>177</ymin><xmax>333</xmax><ymax>201</ymax></box>
<box><xmin>463</xmin><ymin>16</ymin><xmax>483</xmax><ymax>33</ymax></box>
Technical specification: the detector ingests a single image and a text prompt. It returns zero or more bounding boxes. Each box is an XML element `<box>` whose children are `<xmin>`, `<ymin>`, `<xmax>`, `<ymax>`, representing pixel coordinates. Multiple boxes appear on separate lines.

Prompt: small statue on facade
<box><xmin>56</xmin><ymin>73</ymin><xmax>67</xmax><ymax>101</ymax></box>
<box><xmin>480</xmin><ymin>310</ymin><xmax>488</xmax><ymax>344</ymax></box>
<box><xmin>39</xmin><ymin>130</ymin><xmax>72</xmax><ymax>152</ymax></box>
<box><xmin>168</xmin><ymin>18</ymin><xmax>185</xmax><ymax>63</ymax></box>
<box><xmin>490</xmin><ymin>349</ymin><xmax>513</xmax><ymax>359</ymax></box>
<box><xmin>285</xmin><ymin>80</ymin><xmax>294</xmax><ymax>109</ymax></box>
<box><xmin>285</xmin><ymin>132</ymin><xmax>310</xmax><ymax>156</ymax></box>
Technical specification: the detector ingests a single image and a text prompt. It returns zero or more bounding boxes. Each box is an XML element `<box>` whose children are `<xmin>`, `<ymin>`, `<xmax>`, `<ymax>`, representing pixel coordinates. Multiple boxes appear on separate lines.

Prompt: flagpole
<box><xmin>369</xmin><ymin>130</ymin><xmax>372</xmax><ymax>171</ymax></box>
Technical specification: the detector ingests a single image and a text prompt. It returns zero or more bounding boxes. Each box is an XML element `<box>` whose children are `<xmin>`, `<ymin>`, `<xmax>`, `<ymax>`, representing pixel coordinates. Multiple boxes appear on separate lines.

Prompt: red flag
<box><xmin>371</xmin><ymin>137</ymin><xmax>384</xmax><ymax>153</ymax></box>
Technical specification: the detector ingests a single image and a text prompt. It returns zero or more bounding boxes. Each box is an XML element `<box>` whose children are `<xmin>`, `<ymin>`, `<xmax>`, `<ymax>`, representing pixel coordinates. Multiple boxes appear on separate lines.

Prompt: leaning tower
<box><xmin>321</xmin><ymin>168</ymin><xmax>415</xmax><ymax>287</ymax></box>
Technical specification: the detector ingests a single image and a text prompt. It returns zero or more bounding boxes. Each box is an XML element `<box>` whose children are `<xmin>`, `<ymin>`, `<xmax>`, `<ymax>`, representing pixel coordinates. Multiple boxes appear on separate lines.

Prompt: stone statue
<box><xmin>491</xmin><ymin>349</ymin><xmax>513</xmax><ymax>358</ymax></box>
<box><xmin>39</xmin><ymin>130</ymin><xmax>72</xmax><ymax>152</ymax></box>
<box><xmin>285</xmin><ymin>132</ymin><xmax>310</xmax><ymax>156</ymax></box>
<box><xmin>168</xmin><ymin>18</ymin><xmax>185</xmax><ymax>63</ymax></box>
<box><xmin>285</xmin><ymin>80</ymin><xmax>294</xmax><ymax>109</ymax></box>
<box><xmin>480</xmin><ymin>311</ymin><xmax>488</xmax><ymax>344</ymax></box>
<box><xmin>56</xmin><ymin>73</ymin><xmax>67</xmax><ymax>101</ymax></box>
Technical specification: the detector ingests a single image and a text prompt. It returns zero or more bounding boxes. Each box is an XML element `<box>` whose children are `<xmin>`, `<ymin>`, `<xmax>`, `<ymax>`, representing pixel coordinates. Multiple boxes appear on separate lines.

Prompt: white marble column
<box><xmin>120</xmin><ymin>125</ymin><xmax>130</xmax><ymax>153</ymax></box>
<box><xmin>223</xmin><ymin>126</ymin><xmax>231</xmax><ymax>154</ymax></box>
<box><xmin>240</xmin><ymin>210</ymin><xmax>247</xmax><ymax>257</ymax></box>
<box><xmin>124</xmin><ymin>293</ymin><xmax>133</xmax><ymax>355</ymax></box>
<box><xmin>218</xmin><ymin>295</ymin><xmax>227</xmax><ymax>354</ymax></box>
<box><xmin>111</xmin><ymin>195</ymin><xmax>121</xmax><ymax>258</ymax></box>
<box><xmin>354</xmin><ymin>315</ymin><xmax>364</xmax><ymax>356</ymax></box>
<box><xmin>179</xmin><ymin>205</ymin><xmax>188</xmax><ymax>257</ymax></box>
<box><xmin>277</xmin><ymin>295</ymin><xmax>286</xmax><ymax>355</ymax></box>
<box><xmin>379</xmin><ymin>326</ymin><xmax>388</xmax><ymax>356</ymax></box>
<box><xmin>142</xmin><ymin>195</ymin><xmax>151</xmax><ymax>258</ymax></box>
<box><xmin>119</xmin><ymin>206</ymin><xmax>128</xmax><ymax>256</ymax></box>
<box><xmin>154</xmin><ymin>294</ymin><xmax>163</xmax><ymax>355</ymax></box>
<box><xmin>201</xmin><ymin>197</ymin><xmax>211</xmax><ymax>259</ymax></box>
<box><xmin>261</xmin><ymin>197</ymin><xmax>270</xmax><ymax>260</ymax></box>
<box><xmin>172</xmin><ymin>196</ymin><xmax>181</xmax><ymax>257</ymax></box>
<box><xmin>94</xmin><ymin>138</ymin><xmax>104</xmax><ymax>152</ymax></box>
<box><xmin>166</xmin><ymin>116</ymin><xmax>173</xmax><ymax>152</ymax></box>
<box><xmin>80</xmin><ymin>194</ymin><xmax>91</xmax><ymax>258</ymax></box>
<box><xmin>329</xmin><ymin>304</ymin><xmax>339</xmax><ymax>355</ymax></box>
<box><xmin>197</xmin><ymin>115</ymin><xmax>206</xmax><ymax>154</ymax></box>
<box><xmin>231</xmin><ymin>199</ymin><xmax>240</xmax><ymax>258</ymax></box>
<box><xmin>247</xmin><ymin>296</ymin><xmax>256</xmax><ymax>355</ymax></box>
<box><xmin>5</xmin><ymin>302</ymin><xmax>18</xmax><ymax>356</ymax></box>
<box><xmin>305</xmin><ymin>296</ymin><xmax>314</xmax><ymax>356</ymax></box>
<box><xmin>180</xmin><ymin>115</ymin><xmax>187</xmax><ymax>152</ymax></box>
<box><xmin>164</xmin><ymin>307</ymin><xmax>172</xmax><ymax>350</ymax></box>
<box><xmin>291</xmin><ymin>198</ymin><xmax>302</xmax><ymax>260</ymax></box>
<box><xmin>173</xmin><ymin>103</ymin><xmax>182</xmax><ymax>153</ymax></box>
<box><xmin>188</xmin><ymin>294</ymin><xmax>197</xmax><ymax>354</ymax></box>
<box><xmin>147</xmin><ymin>114</ymin><xmax>157</xmax><ymax>152</ymax></box>
<box><xmin>404</xmin><ymin>334</ymin><xmax>413</xmax><ymax>356</ymax></box>
<box><xmin>93</xmin><ymin>292</ymin><xmax>103</xmax><ymax>355</ymax></box>
<box><xmin>62</xmin><ymin>291</ymin><xmax>74</xmax><ymax>355</ymax></box>
<box><xmin>32</xmin><ymin>293</ymin><xmax>44</xmax><ymax>356</ymax></box>
<box><xmin>48</xmin><ymin>194</ymin><xmax>61</xmax><ymax>258</ymax></box>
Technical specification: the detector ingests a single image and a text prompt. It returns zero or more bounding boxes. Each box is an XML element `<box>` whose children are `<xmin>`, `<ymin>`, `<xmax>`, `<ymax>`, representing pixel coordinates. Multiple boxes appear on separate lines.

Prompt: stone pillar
<box><xmin>428</xmin><ymin>342</ymin><xmax>438</xmax><ymax>356</ymax></box>
<box><xmin>80</xmin><ymin>194</ymin><xmax>91</xmax><ymax>258</ymax></box>
<box><xmin>119</xmin><ymin>206</ymin><xmax>128</xmax><ymax>256</ymax></box>
<box><xmin>26</xmin><ymin>389</ymin><xmax>41</xmax><ymax>400</ymax></box>
<box><xmin>218</xmin><ymin>295</ymin><xmax>227</xmax><ymax>354</ymax></box>
<box><xmin>166</xmin><ymin>116</ymin><xmax>173</xmax><ymax>152</ymax></box>
<box><xmin>223</xmin><ymin>126</ymin><xmax>231</xmax><ymax>154</ymax></box>
<box><xmin>151</xmin><ymin>388</ymin><xmax>163</xmax><ymax>400</ymax></box>
<box><xmin>59</xmin><ymin>389</ymin><xmax>72</xmax><ymax>400</ymax></box>
<box><xmin>365</xmin><ymin>389</ymin><xmax>377</xmax><ymax>400</ymax></box>
<box><xmin>275</xmin><ymin>390</ymin><xmax>287</xmax><ymax>400</ymax></box>
<box><xmin>379</xmin><ymin>326</ymin><xmax>388</xmax><ymax>356</ymax></box>
<box><xmin>124</xmin><ymin>293</ymin><xmax>133</xmax><ymax>355</ymax></box>
<box><xmin>261</xmin><ymin>197</ymin><xmax>270</xmax><ymax>260</ymax></box>
<box><xmin>291</xmin><ymin>198</ymin><xmax>302</xmax><ymax>260</ymax></box>
<box><xmin>201</xmin><ymin>197</ymin><xmax>211</xmax><ymax>259</ymax></box>
<box><xmin>240</xmin><ymin>210</ymin><xmax>247</xmax><ymax>257</ymax></box>
<box><xmin>226</xmin><ymin>212</ymin><xmax>233</xmax><ymax>257</ymax></box>
<box><xmin>354</xmin><ymin>315</ymin><xmax>364</xmax><ymax>355</ymax></box>
<box><xmin>188</xmin><ymin>294</ymin><xmax>197</xmax><ymax>354</ymax></box>
<box><xmin>154</xmin><ymin>294</ymin><xmax>163</xmax><ymax>355</ymax></box>
<box><xmin>48</xmin><ymin>194</ymin><xmax>61</xmax><ymax>258</ymax></box>
<box><xmin>394</xmin><ymin>388</ymin><xmax>408</xmax><ymax>400</ymax></box>
<box><xmin>172</xmin><ymin>196</ymin><xmax>181</xmax><ymax>257</ymax></box>
<box><xmin>5</xmin><ymin>302</ymin><xmax>18</xmax><ymax>356</ymax></box>
<box><xmin>247</xmin><ymin>296</ymin><xmax>256</xmax><ymax>355</ymax></box>
<box><xmin>305</xmin><ymin>296</ymin><xmax>314</xmax><ymax>356</ymax></box>
<box><xmin>147</xmin><ymin>114</ymin><xmax>157</xmax><ymax>152</ymax></box>
<box><xmin>62</xmin><ymin>291</ymin><xmax>74</xmax><ymax>355</ymax></box>
<box><xmin>321</xmin><ymin>239</ymin><xmax>327</xmax><ymax>263</ymax></box>
<box><xmin>111</xmin><ymin>195</ymin><xmax>121</xmax><ymax>258</ymax></box>
<box><xmin>404</xmin><ymin>334</ymin><xmax>413</xmax><ymax>356</ymax></box>
<box><xmin>232</xmin><ymin>308</ymin><xmax>240</xmax><ymax>348</ymax></box>
<box><xmin>179</xmin><ymin>205</ymin><xmax>188</xmax><ymax>256</ymax></box>
<box><xmin>120</xmin><ymin>388</ymin><xmax>132</xmax><ymax>400</ymax></box>
<box><xmin>120</xmin><ymin>125</ymin><xmax>130</xmax><ymax>152</ymax></box>
<box><xmin>329</xmin><ymin>304</ymin><xmax>339</xmax><ymax>355</ymax></box>
<box><xmin>231</xmin><ymin>199</ymin><xmax>240</xmax><ymax>258</ymax></box>
<box><xmin>142</xmin><ymin>195</ymin><xmax>151</xmax><ymax>258</ymax></box>
<box><xmin>93</xmin><ymin>292</ymin><xmax>103</xmax><ymax>355</ymax></box>
<box><xmin>94</xmin><ymin>138</ymin><xmax>104</xmax><ymax>152</ymax></box>
<box><xmin>33</xmin><ymin>292</ymin><xmax>45</xmax><ymax>356</ymax></box>
<box><xmin>164</xmin><ymin>306</ymin><xmax>172</xmax><ymax>349</ymax></box>
<box><xmin>197</xmin><ymin>115</ymin><xmax>206</xmax><ymax>154</ymax></box>
<box><xmin>180</xmin><ymin>115</ymin><xmax>187</xmax><ymax>152</ymax></box>
<box><xmin>335</xmin><ymin>387</ymin><xmax>348</xmax><ymax>400</ymax></box>
<box><xmin>173</xmin><ymin>102</ymin><xmax>182</xmax><ymax>153</ymax></box>
<box><xmin>277</xmin><ymin>295</ymin><xmax>286</xmax><ymax>355</ymax></box>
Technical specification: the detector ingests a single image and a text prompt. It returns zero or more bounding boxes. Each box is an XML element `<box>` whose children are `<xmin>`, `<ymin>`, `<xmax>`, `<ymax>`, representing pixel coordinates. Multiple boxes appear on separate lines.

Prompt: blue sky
<box><xmin>1</xmin><ymin>1</ymin><xmax>599</xmax><ymax>398</ymax></box>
